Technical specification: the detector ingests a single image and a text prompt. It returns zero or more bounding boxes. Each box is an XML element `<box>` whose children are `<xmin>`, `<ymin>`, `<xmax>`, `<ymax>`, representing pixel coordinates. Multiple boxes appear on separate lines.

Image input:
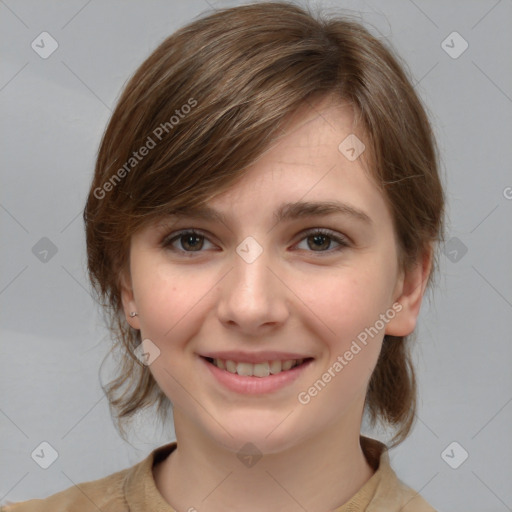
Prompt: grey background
<box><xmin>1</xmin><ymin>0</ymin><xmax>511</xmax><ymax>510</ymax></box>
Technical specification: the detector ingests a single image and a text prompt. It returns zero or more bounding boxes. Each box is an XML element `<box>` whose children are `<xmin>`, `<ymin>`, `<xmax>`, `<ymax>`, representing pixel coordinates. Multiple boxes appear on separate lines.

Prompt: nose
<box><xmin>216</xmin><ymin>247</ymin><xmax>289</xmax><ymax>336</ymax></box>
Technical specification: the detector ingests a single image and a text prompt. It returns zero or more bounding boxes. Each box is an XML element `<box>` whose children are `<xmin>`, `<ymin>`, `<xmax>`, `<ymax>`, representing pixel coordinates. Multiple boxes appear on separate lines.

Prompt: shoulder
<box><xmin>0</xmin><ymin>442</ymin><xmax>178</xmax><ymax>512</ymax></box>
<box><xmin>369</xmin><ymin>451</ymin><xmax>437</xmax><ymax>512</ymax></box>
<box><xmin>0</xmin><ymin>466</ymin><xmax>130</xmax><ymax>512</ymax></box>
<box><xmin>384</xmin><ymin>478</ymin><xmax>437</xmax><ymax>512</ymax></box>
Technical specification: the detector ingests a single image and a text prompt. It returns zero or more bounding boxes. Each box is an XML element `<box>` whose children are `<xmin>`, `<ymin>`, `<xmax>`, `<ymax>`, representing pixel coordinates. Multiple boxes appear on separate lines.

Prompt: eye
<box><xmin>161</xmin><ymin>228</ymin><xmax>349</xmax><ymax>256</ymax></box>
<box><xmin>161</xmin><ymin>229</ymin><xmax>214</xmax><ymax>254</ymax></box>
<box><xmin>295</xmin><ymin>228</ymin><xmax>349</xmax><ymax>255</ymax></box>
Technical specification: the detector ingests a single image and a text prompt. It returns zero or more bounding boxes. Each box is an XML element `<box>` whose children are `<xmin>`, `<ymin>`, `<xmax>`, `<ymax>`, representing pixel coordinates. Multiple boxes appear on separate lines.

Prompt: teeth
<box><xmin>281</xmin><ymin>360</ymin><xmax>294</xmax><ymax>371</ymax></box>
<box><xmin>225</xmin><ymin>360</ymin><xmax>237</xmax><ymax>373</ymax></box>
<box><xmin>253</xmin><ymin>362</ymin><xmax>270</xmax><ymax>377</ymax></box>
<box><xmin>269</xmin><ymin>360</ymin><xmax>282</xmax><ymax>374</ymax></box>
<box><xmin>210</xmin><ymin>358</ymin><xmax>306</xmax><ymax>377</ymax></box>
<box><xmin>236</xmin><ymin>362</ymin><xmax>253</xmax><ymax>376</ymax></box>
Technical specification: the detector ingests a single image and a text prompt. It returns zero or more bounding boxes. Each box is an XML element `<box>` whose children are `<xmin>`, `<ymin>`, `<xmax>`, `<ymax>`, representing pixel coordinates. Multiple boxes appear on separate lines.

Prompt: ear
<box><xmin>385</xmin><ymin>246</ymin><xmax>433</xmax><ymax>337</ymax></box>
<box><xmin>119</xmin><ymin>269</ymin><xmax>140</xmax><ymax>330</ymax></box>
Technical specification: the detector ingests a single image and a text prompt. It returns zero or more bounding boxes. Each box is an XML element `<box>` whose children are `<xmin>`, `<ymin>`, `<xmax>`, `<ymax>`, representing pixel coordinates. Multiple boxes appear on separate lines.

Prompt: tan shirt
<box><xmin>1</xmin><ymin>436</ymin><xmax>436</xmax><ymax>511</ymax></box>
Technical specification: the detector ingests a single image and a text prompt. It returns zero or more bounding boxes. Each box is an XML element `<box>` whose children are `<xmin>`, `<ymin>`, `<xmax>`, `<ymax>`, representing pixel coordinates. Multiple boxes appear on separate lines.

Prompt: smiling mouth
<box><xmin>202</xmin><ymin>356</ymin><xmax>314</xmax><ymax>377</ymax></box>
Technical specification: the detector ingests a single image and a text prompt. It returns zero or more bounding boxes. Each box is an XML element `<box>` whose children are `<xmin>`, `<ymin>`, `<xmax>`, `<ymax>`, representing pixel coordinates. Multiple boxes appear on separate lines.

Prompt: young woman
<box><xmin>3</xmin><ymin>2</ymin><xmax>445</xmax><ymax>510</ymax></box>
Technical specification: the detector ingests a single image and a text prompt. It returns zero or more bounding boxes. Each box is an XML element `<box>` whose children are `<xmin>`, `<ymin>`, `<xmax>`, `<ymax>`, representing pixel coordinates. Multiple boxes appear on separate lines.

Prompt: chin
<box><xmin>207</xmin><ymin>415</ymin><xmax>308</xmax><ymax>456</ymax></box>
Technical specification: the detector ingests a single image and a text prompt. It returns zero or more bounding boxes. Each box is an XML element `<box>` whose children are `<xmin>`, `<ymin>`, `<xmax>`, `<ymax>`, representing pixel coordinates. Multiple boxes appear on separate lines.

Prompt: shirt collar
<box><xmin>124</xmin><ymin>435</ymin><xmax>394</xmax><ymax>511</ymax></box>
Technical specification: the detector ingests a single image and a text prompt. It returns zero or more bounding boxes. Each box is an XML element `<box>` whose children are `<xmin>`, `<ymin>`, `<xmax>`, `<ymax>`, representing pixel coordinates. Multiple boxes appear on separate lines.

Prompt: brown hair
<box><xmin>84</xmin><ymin>1</ymin><xmax>445</xmax><ymax>447</ymax></box>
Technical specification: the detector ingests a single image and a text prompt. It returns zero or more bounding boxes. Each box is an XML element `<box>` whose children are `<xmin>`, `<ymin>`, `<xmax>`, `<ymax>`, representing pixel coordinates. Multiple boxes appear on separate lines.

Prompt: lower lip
<box><xmin>201</xmin><ymin>357</ymin><xmax>313</xmax><ymax>395</ymax></box>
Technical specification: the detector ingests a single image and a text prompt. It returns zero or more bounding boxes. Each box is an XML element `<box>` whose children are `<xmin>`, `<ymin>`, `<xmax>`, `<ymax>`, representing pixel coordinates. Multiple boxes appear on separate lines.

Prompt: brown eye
<box><xmin>307</xmin><ymin>233</ymin><xmax>331</xmax><ymax>251</ymax></box>
<box><xmin>296</xmin><ymin>229</ymin><xmax>349</xmax><ymax>255</ymax></box>
<box><xmin>179</xmin><ymin>232</ymin><xmax>204</xmax><ymax>251</ymax></box>
<box><xmin>161</xmin><ymin>229</ymin><xmax>213</xmax><ymax>253</ymax></box>
<box><xmin>160</xmin><ymin>227</ymin><xmax>349</xmax><ymax>258</ymax></box>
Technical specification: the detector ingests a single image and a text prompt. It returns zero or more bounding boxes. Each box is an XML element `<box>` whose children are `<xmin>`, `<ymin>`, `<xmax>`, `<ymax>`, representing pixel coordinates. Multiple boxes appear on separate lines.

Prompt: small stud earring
<box><xmin>129</xmin><ymin>312</ymin><xmax>138</xmax><ymax>317</ymax></box>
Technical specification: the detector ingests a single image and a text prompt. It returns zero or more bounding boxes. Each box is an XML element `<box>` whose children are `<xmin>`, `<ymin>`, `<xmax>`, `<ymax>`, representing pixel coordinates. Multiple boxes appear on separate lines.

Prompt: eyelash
<box><xmin>160</xmin><ymin>228</ymin><xmax>350</xmax><ymax>257</ymax></box>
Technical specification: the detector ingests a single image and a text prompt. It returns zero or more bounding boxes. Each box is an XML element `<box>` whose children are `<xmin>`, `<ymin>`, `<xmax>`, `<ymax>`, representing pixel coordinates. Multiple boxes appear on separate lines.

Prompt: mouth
<box><xmin>201</xmin><ymin>356</ymin><xmax>314</xmax><ymax>378</ymax></box>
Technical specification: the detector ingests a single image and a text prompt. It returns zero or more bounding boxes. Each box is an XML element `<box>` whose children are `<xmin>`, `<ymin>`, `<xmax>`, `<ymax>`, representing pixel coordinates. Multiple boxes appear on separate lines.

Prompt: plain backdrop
<box><xmin>1</xmin><ymin>0</ymin><xmax>511</xmax><ymax>510</ymax></box>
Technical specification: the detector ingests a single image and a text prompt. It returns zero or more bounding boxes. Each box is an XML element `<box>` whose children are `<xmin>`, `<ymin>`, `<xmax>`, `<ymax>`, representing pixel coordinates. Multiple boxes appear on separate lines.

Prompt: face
<box><xmin>121</xmin><ymin>96</ymin><xmax>427</xmax><ymax>455</ymax></box>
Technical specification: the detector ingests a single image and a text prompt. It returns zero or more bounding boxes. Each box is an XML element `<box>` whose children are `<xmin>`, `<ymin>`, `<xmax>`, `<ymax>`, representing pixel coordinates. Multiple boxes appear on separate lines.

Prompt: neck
<box><xmin>154</xmin><ymin>414</ymin><xmax>376</xmax><ymax>512</ymax></box>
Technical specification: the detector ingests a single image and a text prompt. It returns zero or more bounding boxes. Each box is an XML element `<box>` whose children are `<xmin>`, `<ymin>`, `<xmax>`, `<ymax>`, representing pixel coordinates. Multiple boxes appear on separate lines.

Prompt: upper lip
<box><xmin>199</xmin><ymin>351</ymin><xmax>313</xmax><ymax>364</ymax></box>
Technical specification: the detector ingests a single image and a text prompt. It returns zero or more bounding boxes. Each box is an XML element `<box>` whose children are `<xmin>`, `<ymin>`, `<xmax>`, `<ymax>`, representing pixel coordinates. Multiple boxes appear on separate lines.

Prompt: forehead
<box><xmin>206</xmin><ymin>99</ymin><xmax>385</xmax><ymax>219</ymax></box>
<box><xmin>162</xmin><ymin>98</ymin><xmax>392</xmax><ymax>237</ymax></box>
<box><xmin>243</xmin><ymin>95</ymin><xmax>375</xmax><ymax>190</ymax></box>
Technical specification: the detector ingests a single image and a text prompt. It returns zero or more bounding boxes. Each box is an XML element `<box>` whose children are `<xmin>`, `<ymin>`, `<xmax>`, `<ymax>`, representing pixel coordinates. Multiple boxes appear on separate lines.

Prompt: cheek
<box><xmin>132</xmin><ymin>261</ymin><xmax>205</xmax><ymax>344</ymax></box>
<box><xmin>299</xmin><ymin>265</ymin><xmax>390</xmax><ymax>347</ymax></box>
<box><xmin>292</xmin><ymin>261</ymin><xmax>395</xmax><ymax>404</ymax></box>
<box><xmin>131</xmin><ymin>263</ymin><xmax>210</xmax><ymax>406</ymax></box>
<box><xmin>293</xmin><ymin>270</ymin><xmax>388</xmax><ymax>418</ymax></box>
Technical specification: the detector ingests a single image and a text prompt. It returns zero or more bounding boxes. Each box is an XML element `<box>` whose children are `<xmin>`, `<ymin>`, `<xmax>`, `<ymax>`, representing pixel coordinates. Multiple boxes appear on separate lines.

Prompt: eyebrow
<box><xmin>170</xmin><ymin>201</ymin><xmax>373</xmax><ymax>226</ymax></box>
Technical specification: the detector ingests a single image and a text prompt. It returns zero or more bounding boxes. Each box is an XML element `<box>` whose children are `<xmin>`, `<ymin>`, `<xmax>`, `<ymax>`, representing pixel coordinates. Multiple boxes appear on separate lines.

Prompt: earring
<box><xmin>129</xmin><ymin>312</ymin><xmax>138</xmax><ymax>317</ymax></box>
